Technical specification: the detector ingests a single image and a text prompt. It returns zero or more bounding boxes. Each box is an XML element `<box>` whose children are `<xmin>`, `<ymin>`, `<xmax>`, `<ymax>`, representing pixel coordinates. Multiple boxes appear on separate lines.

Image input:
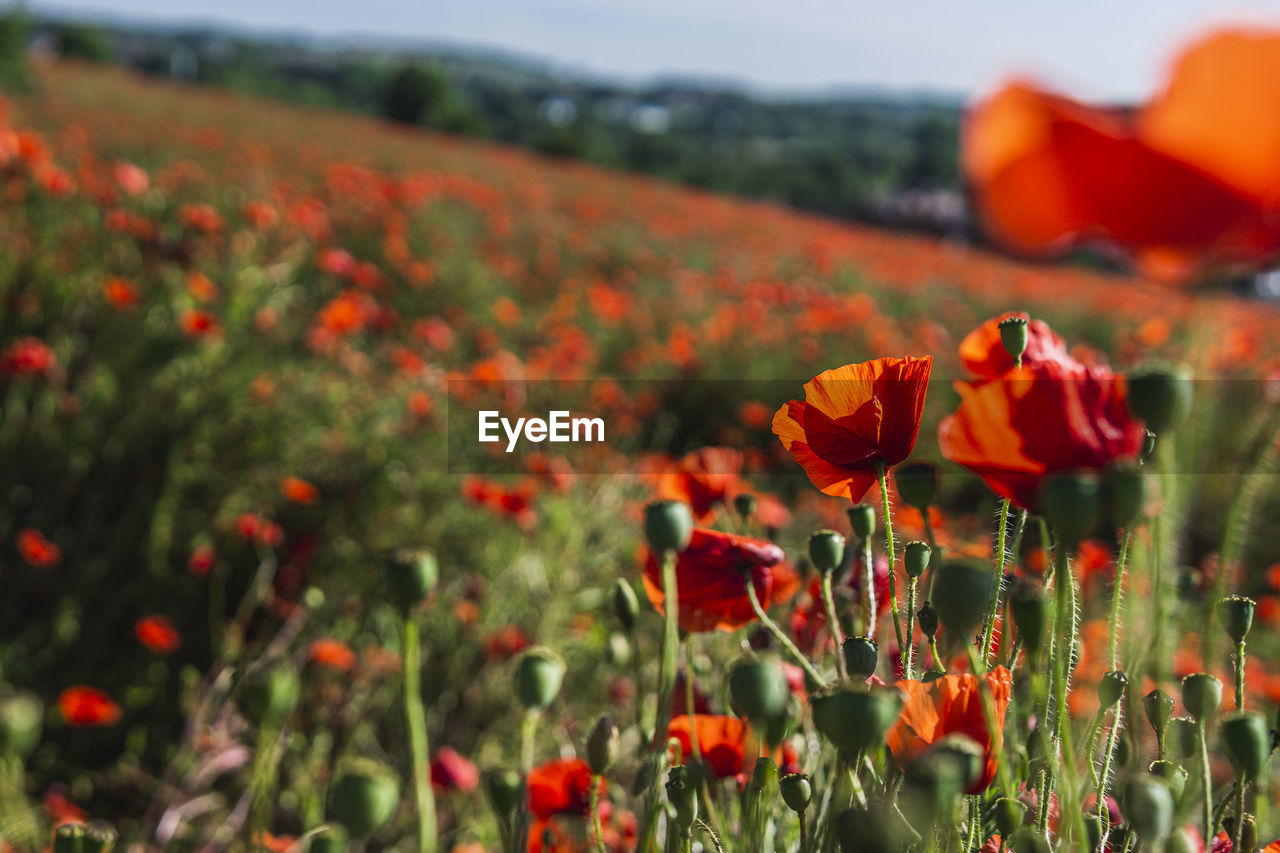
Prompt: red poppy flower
<box><xmin>58</xmin><ymin>686</ymin><xmax>122</xmax><ymax>727</ymax></box>
<box><xmin>886</xmin><ymin>666</ymin><xmax>1013</xmax><ymax>794</ymax></box>
<box><xmin>656</xmin><ymin>447</ymin><xmax>744</xmax><ymax>522</ymax></box>
<box><xmin>308</xmin><ymin>638</ymin><xmax>356</xmax><ymax>671</ymax></box>
<box><xmin>1</xmin><ymin>337</ymin><xmax>55</xmax><ymax>377</ymax></box>
<box><xmin>280</xmin><ymin>476</ymin><xmax>319</xmax><ymax>505</ymax></box>
<box><xmin>103</xmin><ymin>276</ymin><xmax>140</xmax><ymax>309</ymax></box>
<box><xmin>773</xmin><ymin>356</ymin><xmax>932</xmax><ymax>502</ymax></box>
<box><xmin>430</xmin><ymin>747</ymin><xmax>480</xmax><ymax>793</ymax></box>
<box><xmin>17</xmin><ymin>528</ymin><xmax>60</xmax><ymax>568</ymax></box>
<box><xmin>135</xmin><ymin>615</ymin><xmax>181</xmax><ymax>655</ymax></box>
<box><xmin>527</xmin><ymin>758</ymin><xmax>602</xmax><ymax>820</ymax></box>
<box><xmin>641</xmin><ymin>527</ymin><xmax>800</xmax><ymax>633</ymax></box>
<box><xmin>188</xmin><ymin>544</ymin><xmax>216</xmax><ymax>577</ymax></box>
<box><xmin>958</xmin><ymin>313</ymin><xmax>1075</xmax><ymax>378</ymax></box>
<box><xmin>937</xmin><ymin>361</ymin><xmax>1145</xmax><ymax>512</ymax></box>
<box><xmin>667</xmin><ymin>714</ymin><xmax>755</xmax><ymax>779</ymax></box>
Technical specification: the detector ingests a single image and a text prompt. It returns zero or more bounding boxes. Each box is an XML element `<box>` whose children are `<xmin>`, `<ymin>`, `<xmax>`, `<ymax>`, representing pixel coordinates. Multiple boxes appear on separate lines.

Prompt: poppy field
<box><xmin>4</xmin><ymin>33</ymin><xmax>1280</xmax><ymax>853</ymax></box>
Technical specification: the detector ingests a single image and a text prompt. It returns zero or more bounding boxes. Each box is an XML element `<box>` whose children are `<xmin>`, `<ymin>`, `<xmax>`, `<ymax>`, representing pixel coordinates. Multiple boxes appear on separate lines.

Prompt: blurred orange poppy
<box><xmin>656</xmin><ymin>447</ymin><xmax>744</xmax><ymax>522</ymax></box>
<box><xmin>527</xmin><ymin>757</ymin><xmax>602</xmax><ymax>820</ymax></box>
<box><xmin>666</xmin><ymin>714</ymin><xmax>757</xmax><ymax>779</ymax></box>
<box><xmin>958</xmin><ymin>312</ymin><xmax>1074</xmax><ymax>378</ymax></box>
<box><xmin>308</xmin><ymin>638</ymin><xmax>356</xmax><ymax>671</ymax></box>
<box><xmin>58</xmin><ymin>686</ymin><xmax>121</xmax><ymax>727</ymax></box>
<box><xmin>887</xmin><ymin>667</ymin><xmax>1013</xmax><ymax>794</ymax></box>
<box><xmin>641</xmin><ymin>527</ymin><xmax>800</xmax><ymax>633</ymax></box>
<box><xmin>17</xmin><ymin>528</ymin><xmax>60</xmax><ymax>568</ymax></box>
<box><xmin>773</xmin><ymin>356</ymin><xmax>932</xmax><ymax>502</ymax></box>
<box><xmin>135</xmin><ymin>615</ymin><xmax>181</xmax><ymax>655</ymax></box>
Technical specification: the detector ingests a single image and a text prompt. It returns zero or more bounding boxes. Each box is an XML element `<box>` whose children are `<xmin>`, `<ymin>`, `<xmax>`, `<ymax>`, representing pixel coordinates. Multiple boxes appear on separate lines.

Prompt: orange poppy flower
<box><xmin>135</xmin><ymin>615</ymin><xmax>181</xmax><ymax>655</ymax></box>
<box><xmin>641</xmin><ymin>527</ymin><xmax>800</xmax><ymax>633</ymax></box>
<box><xmin>280</xmin><ymin>476</ymin><xmax>319</xmax><ymax>505</ymax></box>
<box><xmin>58</xmin><ymin>686</ymin><xmax>122</xmax><ymax>727</ymax></box>
<box><xmin>17</xmin><ymin>528</ymin><xmax>60</xmax><ymax>568</ymax></box>
<box><xmin>308</xmin><ymin>638</ymin><xmax>356</xmax><ymax>671</ymax></box>
<box><xmin>666</xmin><ymin>714</ymin><xmax>757</xmax><ymax>779</ymax></box>
<box><xmin>656</xmin><ymin>447</ymin><xmax>744</xmax><ymax>522</ymax></box>
<box><xmin>937</xmin><ymin>361</ymin><xmax>1144</xmax><ymax>512</ymax></box>
<box><xmin>527</xmin><ymin>757</ymin><xmax>602</xmax><ymax>820</ymax></box>
<box><xmin>886</xmin><ymin>666</ymin><xmax>1013</xmax><ymax>794</ymax></box>
<box><xmin>958</xmin><ymin>313</ymin><xmax>1074</xmax><ymax>378</ymax></box>
<box><xmin>773</xmin><ymin>356</ymin><xmax>932</xmax><ymax>502</ymax></box>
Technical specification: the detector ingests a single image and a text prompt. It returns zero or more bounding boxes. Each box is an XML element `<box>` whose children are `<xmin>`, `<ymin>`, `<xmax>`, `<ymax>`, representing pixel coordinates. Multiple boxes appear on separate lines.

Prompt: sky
<box><xmin>31</xmin><ymin>0</ymin><xmax>1280</xmax><ymax>99</ymax></box>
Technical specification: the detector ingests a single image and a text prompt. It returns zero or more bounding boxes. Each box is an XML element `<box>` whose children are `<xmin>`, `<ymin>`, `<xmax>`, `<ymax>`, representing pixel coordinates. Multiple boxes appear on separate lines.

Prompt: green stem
<box><xmin>1108</xmin><ymin>529</ymin><xmax>1131</xmax><ymax>671</ymax></box>
<box><xmin>639</xmin><ymin>549</ymin><xmax>682</xmax><ymax>853</ymax></box>
<box><xmin>821</xmin><ymin>569</ymin><xmax>848</xmax><ymax>679</ymax></box>
<box><xmin>1235</xmin><ymin>640</ymin><xmax>1246</xmax><ymax>711</ymax></box>
<box><xmin>798</xmin><ymin>809</ymin><xmax>809</xmax><ymax>853</ymax></box>
<box><xmin>905</xmin><ymin>577</ymin><xmax>918</xmax><ymax>680</ymax></box>
<box><xmin>1096</xmin><ymin>699</ymin><xmax>1123</xmax><ymax>837</ymax></box>
<box><xmin>1199</xmin><ymin>721</ymin><xmax>1214</xmax><ymax>845</ymax></box>
<box><xmin>922</xmin><ymin>511</ymin><xmax>942</xmax><ymax>600</ymax></box>
<box><xmin>863</xmin><ymin>536</ymin><xmax>877</xmax><ymax>639</ymax></box>
<box><xmin>745</xmin><ymin>576</ymin><xmax>826</xmax><ymax>687</ymax></box>
<box><xmin>590</xmin><ymin>775</ymin><xmax>607</xmax><ymax>853</ymax></box>
<box><xmin>876</xmin><ymin>462</ymin><xmax>905</xmax><ymax>676</ymax></box>
<box><xmin>1233</xmin><ymin>773</ymin><xmax>1247</xmax><ymax>853</ymax></box>
<box><xmin>980</xmin><ymin>499</ymin><xmax>1012</xmax><ymax>668</ymax></box>
<box><xmin>517</xmin><ymin>711</ymin><xmax>538</xmax><ymax>853</ymax></box>
<box><xmin>403</xmin><ymin>616</ymin><xmax>437</xmax><ymax>853</ymax></box>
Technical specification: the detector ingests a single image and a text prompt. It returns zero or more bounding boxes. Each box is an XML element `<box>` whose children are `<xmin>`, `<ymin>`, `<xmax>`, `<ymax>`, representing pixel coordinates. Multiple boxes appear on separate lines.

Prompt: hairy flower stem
<box><xmin>1096</xmin><ymin>699</ymin><xmax>1124</xmax><ymax>850</ymax></box>
<box><xmin>876</xmin><ymin>462</ymin><xmax>906</xmax><ymax>677</ymax></box>
<box><xmin>863</xmin><ymin>536</ymin><xmax>877</xmax><ymax>639</ymax></box>
<box><xmin>403</xmin><ymin>615</ymin><xmax>437</xmax><ymax>853</ymax></box>
<box><xmin>517</xmin><ymin>711</ymin><xmax>538</xmax><ymax>853</ymax></box>
<box><xmin>797</xmin><ymin>809</ymin><xmax>809</xmax><ymax>853</ymax></box>
<box><xmin>1108</xmin><ymin>529</ymin><xmax>1132</xmax><ymax>670</ymax></box>
<box><xmin>922</xmin><ymin>510</ymin><xmax>942</xmax><ymax>599</ymax></box>
<box><xmin>684</xmin><ymin>643</ymin><xmax>724</xmax><ymax>838</ymax></box>
<box><xmin>1234</xmin><ymin>773</ymin><xmax>1247</xmax><ymax>853</ymax></box>
<box><xmin>1047</xmin><ymin>538</ymin><xmax>1087</xmax><ymax>846</ymax></box>
<box><xmin>1198</xmin><ymin>720</ymin><xmax>1214</xmax><ymax>845</ymax></box>
<box><xmin>590</xmin><ymin>776</ymin><xmax>607</xmax><ymax>853</ymax></box>
<box><xmin>820</xmin><ymin>569</ymin><xmax>848</xmax><ymax>678</ymax></box>
<box><xmin>746</xmin><ymin>576</ymin><xmax>826</xmax><ymax>687</ymax></box>
<box><xmin>639</xmin><ymin>550</ymin><xmax>682</xmax><ymax>853</ymax></box>
<box><xmin>905</xmin><ymin>577</ymin><xmax>918</xmax><ymax>679</ymax></box>
<box><xmin>1234</xmin><ymin>639</ymin><xmax>1247</xmax><ymax>711</ymax></box>
<box><xmin>980</xmin><ymin>500</ymin><xmax>1013</xmax><ymax>668</ymax></box>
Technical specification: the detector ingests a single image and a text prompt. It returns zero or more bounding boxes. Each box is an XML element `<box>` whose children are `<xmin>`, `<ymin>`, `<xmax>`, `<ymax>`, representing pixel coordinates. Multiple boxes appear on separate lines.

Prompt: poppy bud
<box><xmin>998</xmin><ymin>315</ymin><xmax>1029</xmax><ymax>363</ymax></box>
<box><xmin>384</xmin><ymin>548</ymin><xmax>438</xmax><ymax>609</ymax></box>
<box><xmin>241</xmin><ymin>666</ymin><xmax>300</xmax><ymax>724</ymax></box>
<box><xmin>1039</xmin><ymin>471</ymin><xmax>1101</xmax><ymax>547</ymax></box>
<box><xmin>308</xmin><ymin>828</ymin><xmax>347</xmax><ymax>853</ymax></box>
<box><xmin>1167</xmin><ymin>716</ymin><xmax>1198</xmax><ymax>760</ymax></box>
<box><xmin>1099</xmin><ymin>670</ymin><xmax>1128</xmax><ymax>708</ymax></box>
<box><xmin>842</xmin><ymin>637</ymin><xmax>879</xmax><ymax>681</ymax></box>
<box><xmin>1123</xmin><ymin>776</ymin><xmax>1173</xmax><ymax>844</ymax></box>
<box><xmin>917</xmin><ymin>603</ymin><xmax>939</xmax><ymax>640</ymax></box>
<box><xmin>930</xmin><ymin>733</ymin><xmax>984</xmax><ymax>793</ymax></box>
<box><xmin>1222</xmin><ymin>815</ymin><xmax>1258</xmax><ymax>853</ymax></box>
<box><xmin>1148</xmin><ymin>760</ymin><xmax>1188</xmax><ymax>802</ymax></box>
<box><xmin>606</xmin><ymin>632</ymin><xmax>632</xmax><ymax>666</ymax></box>
<box><xmin>666</xmin><ymin>765</ymin><xmax>698</xmax><ymax>830</ymax></box>
<box><xmin>644</xmin><ymin>500</ymin><xmax>693</xmax><ymax>554</ymax></box>
<box><xmin>486</xmin><ymin>768</ymin><xmax>522</xmax><ymax>816</ymax></box>
<box><xmin>848</xmin><ymin>504</ymin><xmax>876</xmax><ymax>539</ymax></box>
<box><xmin>1217</xmin><ymin>595</ymin><xmax>1256</xmax><ymax>644</ymax></box>
<box><xmin>1007</xmin><ymin>580</ymin><xmax>1050</xmax><ymax>658</ymax></box>
<box><xmin>1144</xmin><ymin>689</ymin><xmax>1175</xmax><ymax>747</ymax></box>
<box><xmin>515</xmin><ymin>647</ymin><xmax>565</xmax><ymax>712</ymax></box>
<box><xmin>1102</xmin><ymin>463</ymin><xmax>1146</xmax><ymax>529</ymax></box>
<box><xmin>895</xmin><ymin>462</ymin><xmax>940</xmax><ymax>511</ymax></box>
<box><xmin>931</xmin><ymin>560</ymin><xmax>995</xmax><ymax>638</ymax></box>
<box><xmin>330</xmin><ymin>762</ymin><xmax>400</xmax><ymax>839</ymax></box>
<box><xmin>809</xmin><ymin>530</ymin><xmax>846</xmax><ymax>573</ymax></box>
<box><xmin>587</xmin><ymin>715</ymin><xmax>619</xmax><ymax>775</ymax></box>
<box><xmin>83</xmin><ymin>823</ymin><xmax>117</xmax><ymax>853</ymax></box>
<box><xmin>54</xmin><ymin>824</ymin><xmax>85</xmax><ymax>853</ymax></box>
<box><xmin>1125</xmin><ymin>362</ymin><xmax>1193</xmax><ymax>434</ymax></box>
<box><xmin>904</xmin><ymin>541</ymin><xmax>931</xmax><ymax>579</ymax></box>
<box><xmin>1142</xmin><ymin>429</ymin><xmax>1157</xmax><ymax>461</ymax></box>
<box><xmin>0</xmin><ymin>690</ymin><xmax>42</xmax><ymax>758</ymax></box>
<box><xmin>780</xmin><ymin>773</ymin><xmax>812</xmax><ymax>813</ymax></box>
<box><xmin>728</xmin><ymin>657</ymin><xmax>789</xmax><ymax>724</ymax></box>
<box><xmin>994</xmin><ymin>797</ymin><xmax>1027</xmax><ymax>838</ymax></box>
<box><xmin>1007</xmin><ymin>827</ymin><xmax>1050</xmax><ymax>853</ymax></box>
<box><xmin>745</xmin><ymin>757</ymin><xmax>780</xmax><ymax>821</ymax></box>
<box><xmin>734</xmin><ymin>492</ymin><xmax>757</xmax><ymax>520</ymax></box>
<box><xmin>611</xmin><ymin>579</ymin><xmax>640</xmax><ymax>631</ymax></box>
<box><xmin>1180</xmin><ymin>673</ymin><xmax>1222</xmax><ymax>723</ymax></box>
<box><xmin>1221</xmin><ymin>711</ymin><xmax>1270</xmax><ymax>782</ymax></box>
<box><xmin>811</xmin><ymin>685</ymin><xmax>903</xmax><ymax>757</ymax></box>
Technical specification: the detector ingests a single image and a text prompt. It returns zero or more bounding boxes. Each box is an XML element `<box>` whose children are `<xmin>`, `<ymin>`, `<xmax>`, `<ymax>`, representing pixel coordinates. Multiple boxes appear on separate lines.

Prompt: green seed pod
<box><xmin>809</xmin><ymin>530</ymin><xmax>846</xmax><ymax>573</ymax></box>
<box><xmin>586</xmin><ymin>715</ymin><xmax>619</xmax><ymax>775</ymax></box>
<box><xmin>917</xmin><ymin>602</ymin><xmax>939</xmax><ymax>640</ymax></box>
<box><xmin>1180</xmin><ymin>673</ymin><xmax>1222</xmax><ymax>723</ymax></box>
<box><xmin>764</xmin><ymin>697</ymin><xmax>799</xmax><ymax>749</ymax></box>
<box><xmin>1144</xmin><ymin>689</ymin><xmax>1175</xmax><ymax>745</ymax></box>
<box><xmin>929</xmin><ymin>733</ymin><xmax>984</xmax><ymax>793</ymax></box>
<box><xmin>1217</xmin><ymin>595</ymin><xmax>1256</xmax><ymax>644</ymax></box>
<box><xmin>240</xmin><ymin>666</ymin><xmax>301</xmax><ymax>725</ymax></box>
<box><xmin>515</xmin><ymin>647</ymin><xmax>565</xmax><ymax>712</ymax></box>
<box><xmin>385</xmin><ymin>548</ymin><xmax>438</xmax><ymax>609</ymax></box>
<box><xmin>54</xmin><ymin>824</ymin><xmax>85</xmax><ymax>853</ymax></box>
<box><xmin>734</xmin><ymin>493</ymin><xmax>757</xmax><ymax>520</ymax></box>
<box><xmin>1039</xmin><ymin>471</ymin><xmax>1101</xmax><ymax>547</ymax></box>
<box><xmin>931</xmin><ymin>560</ymin><xmax>995</xmax><ymax>638</ymax></box>
<box><xmin>666</xmin><ymin>765</ymin><xmax>698</xmax><ymax>831</ymax></box>
<box><xmin>1168</xmin><ymin>716</ymin><xmax>1199</xmax><ymax>760</ymax></box>
<box><xmin>485</xmin><ymin>768</ymin><xmax>523</xmax><ymax>816</ymax></box>
<box><xmin>842</xmin><ymin>637</ymin><xmax>879</xmax><ymax>681</ymax></box>
<box><xmin>994</xmin><ymin>797</ymin><xmax>1028</xmax><ymax>838</ymax></box>
<box><xmin>780</xmin><ymin>773</ymin><xmax>812</xmax><ymax>813</ymax></box>
<box><xmin>1099</xmin><ymin>670</ymin><xmax>1128</xmax><ymax>708</ymax></box>
<box><xmin>1123</xmin><ymin>775</ymin><xmax>1173</xmax><ymax>845</ymax></box>
<box><xmin>1102</xmin><ymin>463</ymin><xmax>1147</xmax><ymax>529</ymax></box>
<box><xmin>728</xmin><ymin>657</ymin><xmax>789</xmax><ymax>724</ymax></box>
<box><xmin>903</xmin><ymin>540</ymin><xmax>932</xmax><ymax>579</ymax></box>
<box><xmin>834</xmin><ymin>805</ymin><xmax>914</xmax><ymax>853</ymax></box>
<box><xmin>1148</xmin><ymin>760</ymin><xmax>1188</xmax><ymax>802</ymax></box>
<box><xmin>0</xmin><ymin>690</ymin><xmax>43</xmax><ymax>758</ymax></box>
<box><xmin>307</xmin><ymin>827</ymin><xmax>348</xmax><ymax>853</ymax></box>
<box><xmin>1222</xmin><ymin>815</ymin><xmax>1258</xmax><ymax>853</ymax></box>
<box><xmin>1221</xmin><ymin>711</ymin><xmax>1270</xmax><ymax>782</ymax></box>
<box><xmin>330</xmin><ymin>763</ymin><xmax>400</xmax><ymax>839</ymax></box>
<box><xmin>895</xmin><ymin>462</ymin><xmax>940</xmax><ymax>511</ymax></box>
<box><xmin>83</xmin><ymin>822</ymin><xmax>117</xmax><ymax>853</ymax></box>
<box><xmin>611</xmin><ymin>579</ymin><xmax>640</xmax><ymax>631</ymax></box>
<box><xmin>1007</xmin><ymin>827</ymin><xmax>1050</xmax><ymax>853</ymax></box>
<box><xmin>1082</xmin><ymin>814</ymin><xmax>1103</xmax><ymax>852</ymax></box>
<box><xmin>998</xmin><ymin>315</ymin><xmax>1029</xmax><ymax>363</ymax></box>
<box><xmin>848</xmin><ymin>504</ymin><xmax>876</xmax><ymax>539</ymax></box>
<box><xmin>744</xmin><ymin>757</ymin><xmax>780</xmax><ymax>832</ymax></box>
<box><xmin>1125</xmin><ymin>362</ymin><xmax>1193</xmax><ymax>434</ymax></box>
<box><xmin>811</xmin><ymin>685</ymin><xmax>903</xmax><ymax>757</ymax></box>
<box><xmin>644</xmin><ymin>500</ymin><xmax>693</xmax><ymax>554</ymax></box>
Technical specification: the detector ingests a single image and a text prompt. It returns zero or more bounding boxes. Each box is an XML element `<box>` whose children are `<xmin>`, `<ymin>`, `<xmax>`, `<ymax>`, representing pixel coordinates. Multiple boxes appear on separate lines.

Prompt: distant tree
<box><xmin>0</xmin><ymin>10</ymin><xmax>28</xmax><ymax>89</ymax></box>
<box><xmin>53</xmin><ymin>23</ymin><xmax>112</xmax><ymax>62</ymax></box>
